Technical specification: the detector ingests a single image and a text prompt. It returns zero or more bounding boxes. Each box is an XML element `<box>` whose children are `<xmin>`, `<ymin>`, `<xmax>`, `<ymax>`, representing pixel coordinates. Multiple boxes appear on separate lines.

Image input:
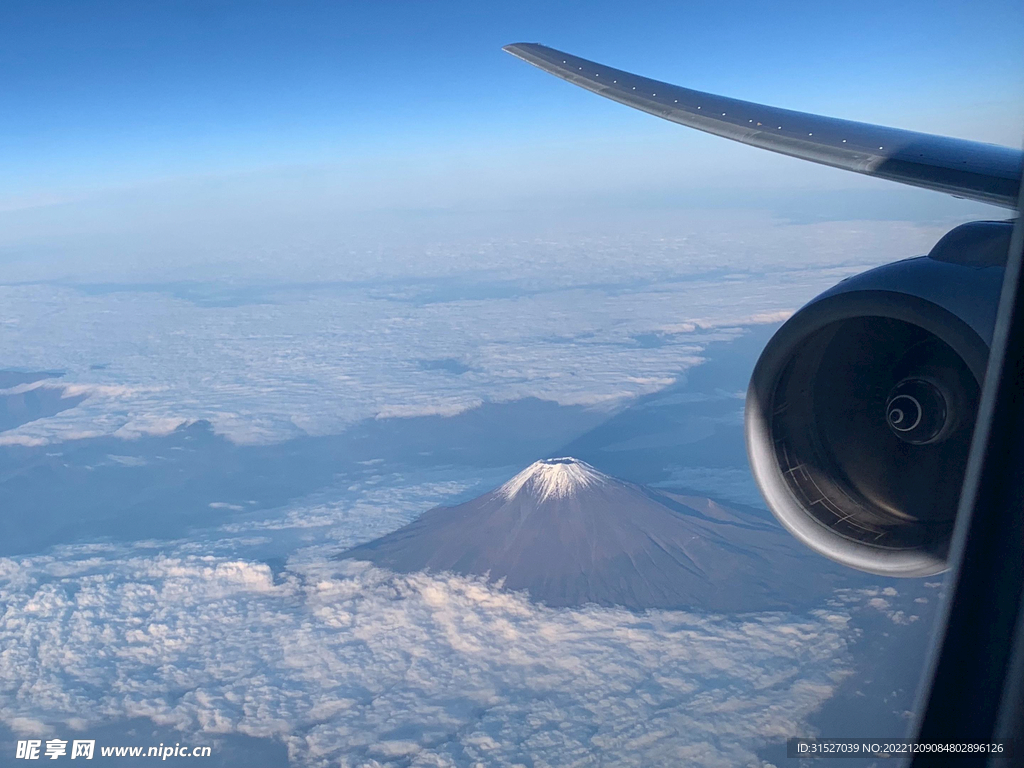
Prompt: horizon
<box><xmin>2</xmin><ymin>0</ymin><xmax>1022</xmax><ymax>283</ymax></box>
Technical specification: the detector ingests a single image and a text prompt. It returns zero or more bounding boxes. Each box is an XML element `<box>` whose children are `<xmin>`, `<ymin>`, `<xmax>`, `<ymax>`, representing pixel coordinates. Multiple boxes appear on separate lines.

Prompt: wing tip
<box><xmin>502</xmin><ymin>42</ymin><xmax>547</xmax><ymax>61</ymax></box>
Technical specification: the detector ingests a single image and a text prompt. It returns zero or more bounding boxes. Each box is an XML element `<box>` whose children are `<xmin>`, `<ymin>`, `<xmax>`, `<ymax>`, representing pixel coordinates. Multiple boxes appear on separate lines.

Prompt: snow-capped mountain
<box><xmin>497</xmin><ymin>457</ymin><xmax>609</xmax><ymax>501</ymax></box>
<box><xmin>340</xmin><ymin>457</ymin><xmax>847</xmax><ymax>611</ymax></box>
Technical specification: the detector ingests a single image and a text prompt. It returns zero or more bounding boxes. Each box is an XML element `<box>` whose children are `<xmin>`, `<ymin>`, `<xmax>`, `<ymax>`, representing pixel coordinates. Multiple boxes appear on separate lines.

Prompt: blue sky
<box><xmin>2</xmin><ymin>0</ymin><xmax>1022</xmax><ymax>234</ymax></box>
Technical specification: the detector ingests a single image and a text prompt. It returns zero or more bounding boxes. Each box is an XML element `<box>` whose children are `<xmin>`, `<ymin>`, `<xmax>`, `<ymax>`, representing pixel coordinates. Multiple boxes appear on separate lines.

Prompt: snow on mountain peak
<box><xmin>497</xmin><ymin>457</ymin><xmax>609</xmax><ymax>502</ymax></box>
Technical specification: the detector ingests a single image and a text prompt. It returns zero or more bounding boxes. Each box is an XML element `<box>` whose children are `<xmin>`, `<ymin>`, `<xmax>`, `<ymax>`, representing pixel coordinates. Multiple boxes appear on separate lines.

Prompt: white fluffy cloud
<box><xmin>0</xmin><ymin>542</ymin><xmax>872</xmax><ymax>768</ymax></box>
<box><xmin>0</xmin><ymin>218</ymin><xmax>951</xmax><ymax>446</ymax></box>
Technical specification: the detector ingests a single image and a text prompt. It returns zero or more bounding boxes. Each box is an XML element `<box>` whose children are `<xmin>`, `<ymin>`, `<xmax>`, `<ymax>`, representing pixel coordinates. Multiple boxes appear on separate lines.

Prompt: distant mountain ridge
<box><xmin>340</xmin><ymin>457</ymin><xmax>848</xmax><ymax>612</ymax></box>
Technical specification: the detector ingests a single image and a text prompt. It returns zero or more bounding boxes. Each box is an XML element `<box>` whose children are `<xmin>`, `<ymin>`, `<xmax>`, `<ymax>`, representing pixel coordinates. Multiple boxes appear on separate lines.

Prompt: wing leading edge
<box><xmin>503</xmin><ymin>43</ymin><xmax>1022</xmax><ymax>209</ymax></box>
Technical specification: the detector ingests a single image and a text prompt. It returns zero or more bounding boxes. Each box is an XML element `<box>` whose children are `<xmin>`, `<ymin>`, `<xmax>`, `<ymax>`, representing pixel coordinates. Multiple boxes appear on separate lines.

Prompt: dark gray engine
<box><xmin>745</xmin><ymin>221</ymin><xmax>1012</xmax><ymax>576</ymax></box>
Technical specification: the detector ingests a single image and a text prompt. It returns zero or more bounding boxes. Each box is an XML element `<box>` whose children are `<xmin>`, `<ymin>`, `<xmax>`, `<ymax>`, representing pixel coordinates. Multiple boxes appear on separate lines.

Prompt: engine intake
<box><xmin>745</xmin><ymin>221</ymin><xmax>1009</xmax><ymax>576</ymax></box>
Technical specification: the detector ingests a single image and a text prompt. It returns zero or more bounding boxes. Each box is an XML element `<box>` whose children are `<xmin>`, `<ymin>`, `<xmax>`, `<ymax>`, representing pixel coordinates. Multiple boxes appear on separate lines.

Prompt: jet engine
<box><xmin>746</xmin><ymin>221</ymin><xmax>1012</xmax><ymax>576</ymax></box>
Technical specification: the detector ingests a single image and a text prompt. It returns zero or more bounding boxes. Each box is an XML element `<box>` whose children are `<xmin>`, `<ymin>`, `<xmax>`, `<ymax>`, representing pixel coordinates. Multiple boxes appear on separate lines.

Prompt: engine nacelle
<box><xmin>746</xmin><ymin>221</ymin><xmax>1012</xmax><ymax>576</ymax></box>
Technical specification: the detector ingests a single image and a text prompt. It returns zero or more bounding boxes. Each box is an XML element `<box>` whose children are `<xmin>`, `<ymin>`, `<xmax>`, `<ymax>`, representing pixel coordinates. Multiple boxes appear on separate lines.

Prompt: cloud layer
<box><xmin>0</xmin><ymin>214</ymin><xmax>947</xmax><ymax>766</ymax></box>
<box><xmin>0</xmin><ymin>532</ymin><xmax>925</xmax><ymax>767</ymax></box>
<box><xmin>0</xmin><ymin>218</ymin><xmax>950</xmax><ymax>446</ymax></box>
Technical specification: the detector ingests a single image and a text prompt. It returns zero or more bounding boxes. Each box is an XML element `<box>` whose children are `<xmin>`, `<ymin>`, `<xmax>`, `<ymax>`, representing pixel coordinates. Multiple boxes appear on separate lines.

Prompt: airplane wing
<box><xmin>503</xmin><ymin>43</ymin><xmax>1023</xmax><ymax>209</ymax></box>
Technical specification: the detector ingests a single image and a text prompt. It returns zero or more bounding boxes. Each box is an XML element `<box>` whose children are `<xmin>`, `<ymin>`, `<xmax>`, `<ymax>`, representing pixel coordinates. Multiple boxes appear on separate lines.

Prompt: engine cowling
<box><xmin>745</xmin><ymin>221</ymin><xmax>1012</xmax><ymax>576</ymax></box>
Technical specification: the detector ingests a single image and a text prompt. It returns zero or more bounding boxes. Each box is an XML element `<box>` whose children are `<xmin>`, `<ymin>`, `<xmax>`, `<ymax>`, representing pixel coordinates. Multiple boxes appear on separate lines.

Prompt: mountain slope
<box><xmin>340</xmin><ymin>458</ymin><xmax>847</xmax><ymax>611</ymax></box>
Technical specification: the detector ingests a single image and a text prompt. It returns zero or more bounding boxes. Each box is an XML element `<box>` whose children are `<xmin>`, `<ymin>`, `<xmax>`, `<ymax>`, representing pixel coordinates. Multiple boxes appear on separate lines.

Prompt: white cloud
<box><xmin>112</xmin><ymin>416</ymin><xmax>190</xmax><ymax>439</ymax></box>
<box><xmin>0</xmin><ymin>434</ymin><xmax>49</xmax><ymax>447</ymax></box>
<box><xmin>60</xmin><ymin>383</ymin><xmax>145</xmax><ymax>399</ymax></box>
<box><xmin>744</xmin><ymin>310</ymin><xmax>796</xmax><ymax>325</ymax></box>
<box><xmin>0</xmin><ymin>540</ymin><xmax>879</xmax><ymax>768</ymax></box>
<box><xmin>0</xmin><ymin>218</ymin><xmax>951</xmax><ymax>447</ymax></box>
<box><xmin>375</xmin><ymin>400</ymin><xmax>482</xmax><ymax>420</ymax></box>
<box><xmin>0</xmin><ymin>380</ymin><xmax>60</xmax><ymax>396</ymax></box>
